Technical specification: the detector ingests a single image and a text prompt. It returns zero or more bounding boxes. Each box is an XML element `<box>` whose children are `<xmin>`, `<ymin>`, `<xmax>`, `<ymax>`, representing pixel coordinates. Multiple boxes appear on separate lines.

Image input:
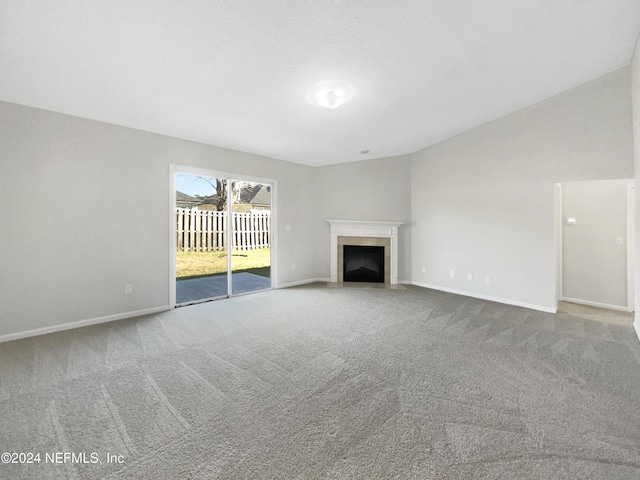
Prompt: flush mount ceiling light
<box><xmin>306</xmin><ymin>80</ymin><xmax>355</xmax><ymax>110</ymax></box>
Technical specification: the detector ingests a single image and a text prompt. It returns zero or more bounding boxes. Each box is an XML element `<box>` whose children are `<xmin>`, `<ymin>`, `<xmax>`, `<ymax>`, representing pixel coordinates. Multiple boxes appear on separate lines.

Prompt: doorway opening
<box><xmin>170</xmin><ymin>166</ymin><xmax>275</xmax><ymax>307</ymax></box>
<box><xmin>555</xmin><ymin>179</ymin><xmax>634</xmax><ymax>313</ymax></box>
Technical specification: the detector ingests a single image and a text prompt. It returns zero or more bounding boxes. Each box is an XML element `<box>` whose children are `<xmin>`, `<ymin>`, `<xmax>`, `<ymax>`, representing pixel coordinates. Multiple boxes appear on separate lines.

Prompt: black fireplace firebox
<box><xmin>343</xmin><ymin>245</ymin><xmax>385</xmax><ymax>283</ymax></box>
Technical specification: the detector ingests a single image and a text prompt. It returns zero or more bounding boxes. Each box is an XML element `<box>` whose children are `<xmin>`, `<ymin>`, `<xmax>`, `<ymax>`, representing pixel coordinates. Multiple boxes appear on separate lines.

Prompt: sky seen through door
<box><xmin>176</xmin><ymin>174</ymin><xmax>216</xmax><ymax>197</ymax></box>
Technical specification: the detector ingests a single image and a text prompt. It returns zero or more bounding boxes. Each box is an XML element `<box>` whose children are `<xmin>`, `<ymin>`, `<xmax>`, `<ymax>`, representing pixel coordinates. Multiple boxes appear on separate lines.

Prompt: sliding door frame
<box><xmin>169</xmin><ymin>164</ymin><xmax>277</xmax><ymax>308</ymax></box>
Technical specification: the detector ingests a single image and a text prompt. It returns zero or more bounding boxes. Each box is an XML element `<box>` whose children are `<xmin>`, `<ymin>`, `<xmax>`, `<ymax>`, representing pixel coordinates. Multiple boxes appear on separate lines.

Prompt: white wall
<box><xmin>561</xmin><ymin>180</ymin><xmax>630</xmax><ymax>309</ymax></box>
<box><xmin>633</xmin><ymin>34</ymin><xmax>640</xmax><ymax>339</ymax></box>
<box><xmin>0</xmin><ymin>101</ymin><xmax>316</xmax><ymax>338</ymax></box>
<box><xmin>410</xmin><ymin>68</ymin><xmax>634</xmax><ymax>311</ymax></box>
<box><xmin>312</xmin><ymin>156</ymin><xmax>412</xmax><ymax>281</ymax></box>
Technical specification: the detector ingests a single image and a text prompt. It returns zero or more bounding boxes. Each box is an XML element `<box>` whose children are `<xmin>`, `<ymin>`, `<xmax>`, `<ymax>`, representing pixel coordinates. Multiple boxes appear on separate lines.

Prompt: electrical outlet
<box><xmin>449</xmin><ymin>270</ymin><xmax>455</xmax><ymax>278</ymax></box>
<box><xmin>421</xmin><ymin>266</ymin><xmax>426</xmax><ymax>273</ymax></box>
<box><xmin>467</xmin><ymin>273</ymin><xmax>473</xmax><ymax>281</ymax></box>
<box><xmin>285</xmin><ymin>224</ymin><xmax>291</xmax><ymax>231</ymax></box>
<box><xmin>485</xmin><ymin>275</ymin><xmax>491</xmax><ymax>284</ymax></box>
<box><xmin>292</xmin><ymin>264</ymin><xmax>296</xmax><ymax>271</ymax></box>
<box><xmin>124</xmin><ymin>284</ymin><xmax>132</xmax><ymax>295</ymax></box>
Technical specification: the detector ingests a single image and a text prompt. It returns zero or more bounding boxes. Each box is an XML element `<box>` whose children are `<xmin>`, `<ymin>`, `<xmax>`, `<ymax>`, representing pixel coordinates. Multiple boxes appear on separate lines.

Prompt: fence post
<box><xmin>176</xmin><ymin>208</ymin><xmax>184</xmax><ymax>251</ymax></box>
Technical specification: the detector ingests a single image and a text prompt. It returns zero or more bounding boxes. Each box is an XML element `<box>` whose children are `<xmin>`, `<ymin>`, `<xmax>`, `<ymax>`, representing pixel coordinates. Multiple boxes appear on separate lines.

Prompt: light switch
<box><xmin>616</xmin><ymin>236</ymin><xmax>624</xmax><ymax>245</ymax></box>
<box><xmin>566</xmin><ymin>217</ymin><xmax>576</xmax><ymax>225</ymax></box>
<box><xmin>285</xmin><ymin>224</ymin><xmax>291</xmax><ymax>231</ymax></box>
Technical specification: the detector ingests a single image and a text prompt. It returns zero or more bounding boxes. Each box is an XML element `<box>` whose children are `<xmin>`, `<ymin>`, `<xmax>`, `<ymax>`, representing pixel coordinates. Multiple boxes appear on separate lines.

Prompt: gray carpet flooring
<box><xmin>1</xmin><ymin>284</ymin><xmax>640</xmax><ymax>479</ymax></box>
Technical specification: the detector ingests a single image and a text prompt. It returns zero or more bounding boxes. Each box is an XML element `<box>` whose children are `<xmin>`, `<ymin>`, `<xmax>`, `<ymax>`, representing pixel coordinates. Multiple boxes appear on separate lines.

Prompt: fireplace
<box><xmin>343</xmin><ymin>245</ymin><xmax>385</xmax><ymax>283</ymax></box>
<box><xmin>328</xmin><ymin>220</ymin><xmax>403</xmax><ymax>285</ymax></box>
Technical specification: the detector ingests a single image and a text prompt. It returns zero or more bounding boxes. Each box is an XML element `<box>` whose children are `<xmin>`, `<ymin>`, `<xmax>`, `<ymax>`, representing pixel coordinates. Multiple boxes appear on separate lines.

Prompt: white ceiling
<box><xmin>1</xmin><ymin>1</ymin><xmax>639</xmax><ymax>166</ymax></box>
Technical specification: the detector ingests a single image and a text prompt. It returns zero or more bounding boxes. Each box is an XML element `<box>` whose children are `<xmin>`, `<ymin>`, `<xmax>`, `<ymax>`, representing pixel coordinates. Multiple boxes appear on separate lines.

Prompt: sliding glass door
<box><xmin>230</xmin><ymin>183</ymin><xmax>272</xmax><ymax>294</ymax></box>
<box><xmin>174</xmin><ymin>172</ymin><xmax>272</xmax><ymax>306</ymax></box>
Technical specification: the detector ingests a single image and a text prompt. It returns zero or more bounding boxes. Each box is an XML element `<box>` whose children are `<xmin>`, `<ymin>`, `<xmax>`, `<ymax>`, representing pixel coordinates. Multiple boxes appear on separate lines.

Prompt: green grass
<box><xmin>176</xmin><ymin>248</ymin><xmax>270</xmax><ymax>279</ymax></box>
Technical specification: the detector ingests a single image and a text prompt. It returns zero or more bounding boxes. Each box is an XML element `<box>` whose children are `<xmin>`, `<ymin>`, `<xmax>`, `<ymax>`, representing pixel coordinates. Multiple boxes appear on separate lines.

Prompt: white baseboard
<box><xmin>278</xmin><ymin>278</ymin><xmax>330</xmax><ymax>289</ymax></box>
<box><xmin>0</xmin><ymin>305</ymin><xmax>170</xmax><ymax>344</ymax></box>
<box><xmin>561</xmin><ymin>297</ymin><xmax>629</xmax><ymax>312</ymax></box>
<box><xmin>409</xmin><ymin>282</ymin><xmax>557</xmax><ymax>314</ymax></box>
<box><xmin>634</xmin><ymin>319</ymin><xmax>640</xmax><ymax>343</ymax></box>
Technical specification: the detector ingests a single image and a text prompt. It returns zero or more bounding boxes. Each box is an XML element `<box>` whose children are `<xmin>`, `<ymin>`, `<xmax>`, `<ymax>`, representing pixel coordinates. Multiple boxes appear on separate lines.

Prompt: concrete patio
<box><xmin>176</xmin><ymin>272</ymin><xmax>271</xmax><ymax>304</ymax></box>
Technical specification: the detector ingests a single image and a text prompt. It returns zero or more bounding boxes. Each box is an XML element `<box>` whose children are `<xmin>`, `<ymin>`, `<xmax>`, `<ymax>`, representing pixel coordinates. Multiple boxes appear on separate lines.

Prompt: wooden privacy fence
<box><xmin>176</xmin><ymin>208</ymin><xmax>270</xmax><ymax>252</ymax></box>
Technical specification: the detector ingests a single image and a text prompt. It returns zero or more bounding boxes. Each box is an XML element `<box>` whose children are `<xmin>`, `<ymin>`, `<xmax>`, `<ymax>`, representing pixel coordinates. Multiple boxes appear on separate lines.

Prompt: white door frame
<box><xmin>169</xmin><ymin>164</ymin><xmax>277</xmax><ymax>308</ymax></box>
<box><xmin>627</xmin><ymin>182</ymin><xmax>635</xmax><ymax>312</ymax></box>
<box><xmin>554</xmin><ymin>183</ymin><xmax>563</xmax><ymax>306</ymax></box>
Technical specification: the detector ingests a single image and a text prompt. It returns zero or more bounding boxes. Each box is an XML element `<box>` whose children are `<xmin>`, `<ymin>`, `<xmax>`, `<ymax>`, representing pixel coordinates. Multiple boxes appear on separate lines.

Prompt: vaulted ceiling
<box><xmin>1</xmin><ymin>1</ymin><xmax>639</xmax><ymax>166</ymax></box>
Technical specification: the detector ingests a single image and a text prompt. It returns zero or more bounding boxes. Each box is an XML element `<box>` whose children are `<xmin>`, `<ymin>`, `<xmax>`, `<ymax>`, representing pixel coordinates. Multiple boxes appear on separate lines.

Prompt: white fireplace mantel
<box><xmin>328</xmin><ymin>220</ymin><xmax>403</xmax><ymax>284</ymax></box>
